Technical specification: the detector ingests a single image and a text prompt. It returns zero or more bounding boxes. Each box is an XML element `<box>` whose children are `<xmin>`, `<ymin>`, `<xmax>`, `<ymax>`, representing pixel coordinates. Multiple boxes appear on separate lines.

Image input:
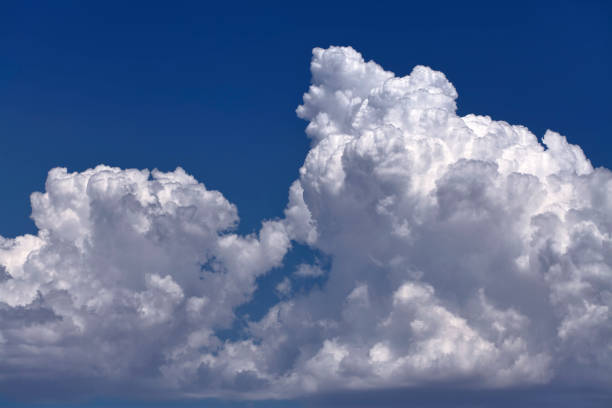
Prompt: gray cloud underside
<box><xmin>1</xmin><ymin>46</ymin><xmax>611</xmax><ymax>403</ymax></box>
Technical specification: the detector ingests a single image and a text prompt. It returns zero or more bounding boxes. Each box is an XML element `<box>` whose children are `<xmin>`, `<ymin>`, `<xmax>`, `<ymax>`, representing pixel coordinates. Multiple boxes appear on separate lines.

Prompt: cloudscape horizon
<box><xmin>1</xmin><ymin>45</ymin><xmax>611</xmax><ymax>407</ymax></box>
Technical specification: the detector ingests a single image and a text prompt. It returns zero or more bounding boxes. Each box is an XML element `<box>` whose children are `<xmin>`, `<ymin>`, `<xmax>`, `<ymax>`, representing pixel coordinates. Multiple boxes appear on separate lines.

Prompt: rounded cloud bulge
<box><xmin>1</xmin><ymin>46</ymin><xmax>611</xmax><ymax>401</ymax></box>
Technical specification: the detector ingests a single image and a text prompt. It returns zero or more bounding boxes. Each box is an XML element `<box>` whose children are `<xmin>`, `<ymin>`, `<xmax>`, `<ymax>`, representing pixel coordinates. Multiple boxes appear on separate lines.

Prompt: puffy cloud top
<box><xmin>1</xmin><ymin>46</ymin><xmax>611</xmax><ymax>401</ymax></box>
<box><xmin>0</xmin><ymin>166</ymin><xmax>290</xmax><ymax>395</ymax></box>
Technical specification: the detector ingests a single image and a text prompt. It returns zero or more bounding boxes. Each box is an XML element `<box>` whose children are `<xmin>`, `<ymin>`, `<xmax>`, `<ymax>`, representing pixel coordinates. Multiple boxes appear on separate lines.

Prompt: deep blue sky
<box><xmin>1</xmin><ymin>0</ymin><xmax>610</xmax><ymax>238</ymax></box>
<box><xmin>0</xmin><ymin>1</ymin><xmax>611</xmax><ymax>407</ymax></box>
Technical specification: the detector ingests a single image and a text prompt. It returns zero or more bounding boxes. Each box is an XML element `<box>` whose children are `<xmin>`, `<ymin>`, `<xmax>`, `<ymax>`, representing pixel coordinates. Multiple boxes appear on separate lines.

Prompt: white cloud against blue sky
<box><xmin>1</xmin><ymin>2</ymin><xmax>611</xmax><ymax>407</ymax></box>
<box><xmin>1</xmin><ymin>45</ymin><xmax>611</xmax><ymax>406</ymax></box>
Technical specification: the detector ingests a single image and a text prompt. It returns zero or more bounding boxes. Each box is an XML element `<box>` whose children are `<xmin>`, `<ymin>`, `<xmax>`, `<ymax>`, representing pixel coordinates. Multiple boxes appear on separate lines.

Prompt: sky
<box><xmin>0</xmin><ymin>1</ymin><xmax>611</xmax><ymax>407</ymax></box>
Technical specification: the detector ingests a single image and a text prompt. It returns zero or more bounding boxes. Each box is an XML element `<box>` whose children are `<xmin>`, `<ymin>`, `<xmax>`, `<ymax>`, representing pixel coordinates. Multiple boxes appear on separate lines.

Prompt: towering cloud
<box><xmin>0</xmin><ymin>46</ymin><xmax>610</xmax><ymax>401</ymax></box>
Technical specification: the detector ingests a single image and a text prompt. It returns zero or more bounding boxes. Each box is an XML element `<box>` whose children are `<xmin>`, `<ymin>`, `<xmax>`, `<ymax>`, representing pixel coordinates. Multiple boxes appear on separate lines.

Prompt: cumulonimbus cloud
<box><xmin>0</xmin><ymin>46</ymin><xmax>611</xmax><ymax>401</ymax></box>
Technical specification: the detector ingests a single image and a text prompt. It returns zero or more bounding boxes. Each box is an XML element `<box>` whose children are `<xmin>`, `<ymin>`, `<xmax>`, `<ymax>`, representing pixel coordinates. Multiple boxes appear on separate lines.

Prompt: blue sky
<box><xmin>1</xmin><ymin>1</ymin><xmax>611</xmax><ymax>407</ymax></box>
<box><xmin>2</xmin><ymin>1</ymin><xmax>610</xmax><ymax>238</ymax></box>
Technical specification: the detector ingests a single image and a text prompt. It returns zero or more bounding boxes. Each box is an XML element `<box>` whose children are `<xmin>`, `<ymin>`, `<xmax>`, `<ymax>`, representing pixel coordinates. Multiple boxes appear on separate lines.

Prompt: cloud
<box><xmin>275</xmin><ymin>277</ymin><xmax>292</xmax><ymax>298</ymax></box>
<box><xmin>1</xmin><ymin>46</ymin><xmax>611</xmax><ymax>403</ymax></box>
<box><xmin>0</xmin><ymin>166</ymin><xmax>290</xmax><ymax>398</ymax></box>
<box><xmin>294</xmin><ymin>263</ymin><xmax>325</xmax><ymax>278</ymax></box>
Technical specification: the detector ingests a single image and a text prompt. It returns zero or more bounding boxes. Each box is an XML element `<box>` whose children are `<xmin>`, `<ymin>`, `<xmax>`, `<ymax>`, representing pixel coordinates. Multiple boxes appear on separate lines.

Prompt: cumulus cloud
<box><xmin>1</xmin><ymin>46</ymin><xmax>611</xmax><ymax>402</ymax></box>
<box><xmin>0</xmin><ymin>166</ymin><xmax>290</xmax><ymax>397</ymax></box>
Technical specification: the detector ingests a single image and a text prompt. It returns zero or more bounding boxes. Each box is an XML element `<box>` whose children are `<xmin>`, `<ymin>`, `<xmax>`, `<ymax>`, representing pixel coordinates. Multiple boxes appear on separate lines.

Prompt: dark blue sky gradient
<box><xmin>0</xmin><ymin>1</ymin><xmax>610</xmax><ymax>406</ymax></box>
<box><xmin>1</xmin><ymin>1</ymin><xmax>610</xmax><ymax>238</ymax></box>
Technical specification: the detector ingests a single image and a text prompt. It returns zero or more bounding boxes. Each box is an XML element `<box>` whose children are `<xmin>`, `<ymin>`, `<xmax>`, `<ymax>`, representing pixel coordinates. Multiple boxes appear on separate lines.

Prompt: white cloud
<box><xmin>275</xmin><ymin>277</ymin><xmax>292</xmax><ymax>298</ymax></box>
<box><xmin>1</xmin><ymin>46</ymin><xmax>611</xmax><ymax>401</ymax></box>
<box><xmin>0</xmin><ymin>165</ymin><xmax>290</xmax><ymax>395</ymax></box>
<box><xmin>294</xmin><ymin>262</ymin><xmax>325</xmax><ymax>278</ymax></box>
